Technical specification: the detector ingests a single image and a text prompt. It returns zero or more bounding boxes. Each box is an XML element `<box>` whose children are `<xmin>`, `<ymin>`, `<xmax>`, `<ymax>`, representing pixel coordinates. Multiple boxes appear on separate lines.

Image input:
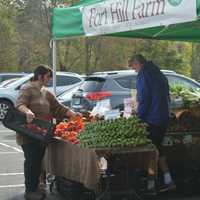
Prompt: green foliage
<box><xmin>129</xmin><ymin>40</ymin><xmax>192</xmax><ymax>76</ymax></box>
<box><xmin>0</xmin><ymin>4</ymin><xmax>20</xmax><ymax>71</ymax></box>
<box><xmin>191</xmin><ymin>43</ymin><xmax>200</xmax><ymax>81</ymax></box>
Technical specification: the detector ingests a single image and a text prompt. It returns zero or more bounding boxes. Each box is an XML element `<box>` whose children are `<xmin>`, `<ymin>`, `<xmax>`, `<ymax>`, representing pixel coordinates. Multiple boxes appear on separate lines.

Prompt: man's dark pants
<box><xmin>22</xmin><ymin>142</ymin><xmax>46</xmax><ymax>192</ymax></box>
<box><xmin>147</xmin><ymin>124</ymin><xmax>166</xmax><ymax>157</ymax></box>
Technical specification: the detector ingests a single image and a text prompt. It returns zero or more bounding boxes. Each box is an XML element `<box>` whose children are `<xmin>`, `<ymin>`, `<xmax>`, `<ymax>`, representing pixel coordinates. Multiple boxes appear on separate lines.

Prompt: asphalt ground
<box><xmin>0</xmin><ymin>122</ymin><xmax>66</xmax><ymax>200</ymax></box>
<box><xmin>0</xmin><ymin>122</ymin><xmax>200</xmax><ymax>200</ymax></box>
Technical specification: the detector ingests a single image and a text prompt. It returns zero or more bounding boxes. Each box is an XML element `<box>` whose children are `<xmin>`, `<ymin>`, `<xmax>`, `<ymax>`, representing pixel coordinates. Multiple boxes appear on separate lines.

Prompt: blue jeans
<box><xmin>22</xmin><ymin>142</ymin><xmax>46</xmax><ymax>192</ymax></box>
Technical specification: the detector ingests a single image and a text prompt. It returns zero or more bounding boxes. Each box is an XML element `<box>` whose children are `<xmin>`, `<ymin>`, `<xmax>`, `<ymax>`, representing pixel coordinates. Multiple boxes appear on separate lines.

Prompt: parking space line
<box><xmin>1</xmin><ymin>140</ymin><xmax>17</xmax><ymax>143</ymax></box>
<box><xmin>0</xmin><ymin>184</ymin><xmax>24</xmax><ymax>188</ymax></box>
<box><xmin>0</xmin><ymin>173</ymin><xmax>24</xmax><ymax>176</ymax></box>
<box><xmin>0</xmin><ymin>142</ymin><xmax>22</xmax><ymax>153</ymax></box>
<box><xmin>0</xmin><ymin>152</ymin><xmax>21</xmax><ymax>154</ymax></box>
<box><xmin>0</xmin><ymin>130</ymin><xmax>14</xmax><ymax>133</ymax></box>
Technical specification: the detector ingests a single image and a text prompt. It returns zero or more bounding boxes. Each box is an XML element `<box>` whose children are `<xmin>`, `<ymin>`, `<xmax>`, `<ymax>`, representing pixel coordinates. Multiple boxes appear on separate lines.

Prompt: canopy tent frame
<box><xmin>51</xmin><ymin>0</ymin><xmax>200</xmax><ymax>94</ymax></box>
<box><xmin>52</xmin><ymin>40</ymin><xmax>57</xmax><ymax>95</ymax></box>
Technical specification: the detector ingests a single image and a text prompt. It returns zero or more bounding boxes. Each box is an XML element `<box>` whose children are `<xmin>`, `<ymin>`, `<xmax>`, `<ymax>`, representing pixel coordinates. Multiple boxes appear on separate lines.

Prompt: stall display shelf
<box><xmin>94</xmin><ymin>144</ymin><xmax>156</xmax><ymax>156</ymax></box>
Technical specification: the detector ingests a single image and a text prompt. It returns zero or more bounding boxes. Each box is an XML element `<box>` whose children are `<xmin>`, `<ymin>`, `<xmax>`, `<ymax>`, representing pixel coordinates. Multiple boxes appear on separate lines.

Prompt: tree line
<box><xmin>0</xmin><ymin>0</ymin><xmax>200</xmax><ymax>80</ymax></box>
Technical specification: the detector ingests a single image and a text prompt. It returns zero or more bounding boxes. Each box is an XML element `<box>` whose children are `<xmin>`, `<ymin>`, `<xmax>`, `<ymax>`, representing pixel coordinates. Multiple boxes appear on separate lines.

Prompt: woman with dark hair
<box><xmin>16</xmin><ymin>64</ymin><xmax>79</xmax><ymax>200</ymax></box>
<box><xmin>31</xmin><ymin>64</ymin><xmax>53</xmax><ymax>81</ymax></box>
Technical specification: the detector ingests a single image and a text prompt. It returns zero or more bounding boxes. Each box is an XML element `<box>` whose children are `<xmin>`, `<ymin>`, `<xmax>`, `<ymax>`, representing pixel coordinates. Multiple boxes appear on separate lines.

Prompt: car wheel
<box><xmin>0</xmin><ymin>100</ymin><xmax>12</xmax><ymax>121</ymax></box>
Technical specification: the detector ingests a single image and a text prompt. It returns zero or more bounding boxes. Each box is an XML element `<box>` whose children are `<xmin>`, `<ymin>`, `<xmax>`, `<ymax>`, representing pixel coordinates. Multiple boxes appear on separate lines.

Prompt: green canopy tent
<box><xmin>51</xmin><ymin>0</ymin><xmax>200</xmax><ymax>93</ymax></box>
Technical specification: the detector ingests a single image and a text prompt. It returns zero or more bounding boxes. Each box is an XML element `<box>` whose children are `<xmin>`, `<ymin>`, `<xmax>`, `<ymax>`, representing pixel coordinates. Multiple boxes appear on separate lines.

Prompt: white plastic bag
<box><xmin>91</xmin><ymin>99</ymin><xmax>111</xmax><ymax>116</ymax></box>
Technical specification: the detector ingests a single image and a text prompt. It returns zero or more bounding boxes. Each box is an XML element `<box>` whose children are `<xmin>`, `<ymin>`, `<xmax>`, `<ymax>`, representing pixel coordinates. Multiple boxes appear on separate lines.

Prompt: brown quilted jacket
<box><xmin>16</xmin><ymin>81</ymin><xmax>69</xmax><ymax>145</ymax></box>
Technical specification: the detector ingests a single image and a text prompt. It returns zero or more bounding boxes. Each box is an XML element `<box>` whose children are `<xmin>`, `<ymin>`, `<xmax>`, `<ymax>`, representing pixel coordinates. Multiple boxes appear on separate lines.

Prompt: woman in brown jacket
<box><xmin>16</xmin><ymin>65</ymin><xmax>78</xmax><ymax>200</ymax></box>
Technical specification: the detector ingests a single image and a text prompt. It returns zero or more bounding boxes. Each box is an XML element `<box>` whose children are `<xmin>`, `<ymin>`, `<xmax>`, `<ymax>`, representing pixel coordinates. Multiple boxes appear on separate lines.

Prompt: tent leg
<box><xmin>52</xmin><ymin>40</ymin><xmax>57</xmax><ymax>95</ymax></box>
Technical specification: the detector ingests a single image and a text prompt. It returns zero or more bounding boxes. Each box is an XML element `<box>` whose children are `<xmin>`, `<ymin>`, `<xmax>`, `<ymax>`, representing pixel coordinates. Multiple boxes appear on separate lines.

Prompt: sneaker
<box><xmin>159</xmin><ymin>182</ymin><xmax>176</xmax><ymax>193</ymax></box>
<box><xmin>24</xmin><ymin>191</ymin><xmax>45</xmax><ymax>200</ymax></box>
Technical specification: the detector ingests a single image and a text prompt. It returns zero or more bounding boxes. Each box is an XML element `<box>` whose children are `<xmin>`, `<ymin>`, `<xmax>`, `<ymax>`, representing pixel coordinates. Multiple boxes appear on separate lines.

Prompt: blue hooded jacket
<box><xmin>136</xmin><ymin>61</ymin><xmax>170</xmax><ymax>128</ymax></box>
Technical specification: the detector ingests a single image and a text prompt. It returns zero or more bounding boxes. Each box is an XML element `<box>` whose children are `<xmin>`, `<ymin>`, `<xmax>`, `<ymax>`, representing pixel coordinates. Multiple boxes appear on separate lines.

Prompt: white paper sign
<box><xmin>82</xmin><ymin>0</ymin><xmax>197</xmax><ymax>36</ymax></box>
<box><xmin>123</xmin><ymin>97</ymin><xmax>133</xmax><ymax>118</ymax></box>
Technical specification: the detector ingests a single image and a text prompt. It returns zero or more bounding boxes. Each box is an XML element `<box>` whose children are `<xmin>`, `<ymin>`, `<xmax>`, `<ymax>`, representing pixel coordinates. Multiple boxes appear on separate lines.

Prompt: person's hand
<box><xmin>75</xmin><ymin>112</ymin><xmax>82</xmax><ymax>118</ymax></box>
<box><xmin>26</xmin><ymin>110</ymin><xmax>35</xmax><ymax>123</ymax></box>
<box><xmin>66</xmin><ymin>110</ymin><xmax>82</xmax><ymax>119</ymax></box>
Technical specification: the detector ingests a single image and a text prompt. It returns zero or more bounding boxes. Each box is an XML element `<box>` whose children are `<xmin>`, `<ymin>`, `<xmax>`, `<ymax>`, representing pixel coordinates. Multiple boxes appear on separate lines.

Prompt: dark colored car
<box><xmin>71</xmin><ymin>70</ymin><xmax>200</xmax><ymax>112</ymax></box>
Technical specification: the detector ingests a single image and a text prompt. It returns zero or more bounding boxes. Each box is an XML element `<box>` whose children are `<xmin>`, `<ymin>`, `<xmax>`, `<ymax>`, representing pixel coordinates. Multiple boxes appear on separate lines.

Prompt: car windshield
<box><xmin>79</xmin><ymin>77</ymin><xmax>105</xmax><ymax>92</ymax></box>
<box><xmin>3</xmin><ymin>74</ymin><xmax>32</xmax><ymax>88</ymax></box>
<box><xmin>166</xmin><ymin>74</ymin><xmax>200</xmax><ymax>90</ymax></box>
<box><xmin>0</xmin><ymin>78</ymin><xmax>19</xmax><ymax>87</ymax></box>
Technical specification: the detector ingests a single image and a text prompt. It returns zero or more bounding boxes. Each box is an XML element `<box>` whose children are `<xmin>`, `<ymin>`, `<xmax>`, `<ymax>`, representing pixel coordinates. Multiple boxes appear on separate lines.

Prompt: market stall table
<box><xmin>45</xmin><ymin>138</ymin><xmax>158</xmax><ymax>199</ymax></box>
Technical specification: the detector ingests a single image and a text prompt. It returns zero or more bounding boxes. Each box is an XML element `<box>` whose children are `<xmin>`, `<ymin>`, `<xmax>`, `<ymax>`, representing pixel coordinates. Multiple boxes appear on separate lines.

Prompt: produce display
<box><xmin>54</xmin><ymin>116</ymin><xmax>84</xmax><ymax>144</ymax></box>
<box><xmin>170</xmin><ymin>85</ymin><xmax>200</xmax><ymax>108</ymax></box>
<box><xmin>169</xmin><ymin>110</ymin><xmax>200</xmax><ymax>132</ymax></box>
<box><xmin>78</xmin><ymin>116</ymin><xmax>150</xmax><ymax>148</ymax></box>
<box><xmin>52</xmin><ymin>85</ymin><xmax>200</xmax><ymax>147</ymax></box>
<box><xmin>168</xmin><ymin>84</ymin><xmax>200</xmax><ymax>132</ymax></box>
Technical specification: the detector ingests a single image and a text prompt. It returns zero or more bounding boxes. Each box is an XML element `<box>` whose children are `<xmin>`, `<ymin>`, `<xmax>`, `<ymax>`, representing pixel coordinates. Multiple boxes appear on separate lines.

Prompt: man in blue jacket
<box><xmin>129</xmin><ymin>54</ymin><xmax>176</xmax><ymax>193</ymax></box>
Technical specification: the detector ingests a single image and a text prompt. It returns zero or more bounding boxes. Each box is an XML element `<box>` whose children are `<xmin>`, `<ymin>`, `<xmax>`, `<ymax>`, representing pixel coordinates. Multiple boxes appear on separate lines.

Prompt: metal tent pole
<box><xmin>52</xmin><ymin>40</ymin><xmax>57</xmax><ymax>95</ymax></box>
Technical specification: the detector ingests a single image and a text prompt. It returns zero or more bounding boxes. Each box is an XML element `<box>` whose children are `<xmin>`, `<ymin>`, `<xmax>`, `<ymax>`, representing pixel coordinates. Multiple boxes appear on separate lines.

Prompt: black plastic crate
<box><xmin>2</xmin><ymin>108</ymin><xmax>55</xmax><ymax>143</ymax></box>
<box><xmin>55</xmin><ymin>177</ymin><xmax>95</xmax><ymax>200</ymax></box>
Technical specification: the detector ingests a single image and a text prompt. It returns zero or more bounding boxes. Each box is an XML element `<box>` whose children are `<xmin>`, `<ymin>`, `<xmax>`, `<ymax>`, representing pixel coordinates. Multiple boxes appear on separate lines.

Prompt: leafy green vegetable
<box><xmin>78</xmin><ymin>117</ymin><xmax>150</xmax><ymax>148</ymax></box>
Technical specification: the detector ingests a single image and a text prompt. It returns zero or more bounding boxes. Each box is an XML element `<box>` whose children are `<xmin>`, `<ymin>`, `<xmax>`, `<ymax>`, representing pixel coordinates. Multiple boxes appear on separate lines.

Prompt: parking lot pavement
<box><xmin>0</xmin><ymin>123</ymin><xmax>65</xmax><ymax>200</ymax></box>
<box><xmin>0</xmin><ymin>122</ymin><xmax>24</xmax><ymax>200</ymax></box>
<box><xmin>0</xmin><ymin>122</ymin><xmax>200</xmax><ymax>200</ymax></box>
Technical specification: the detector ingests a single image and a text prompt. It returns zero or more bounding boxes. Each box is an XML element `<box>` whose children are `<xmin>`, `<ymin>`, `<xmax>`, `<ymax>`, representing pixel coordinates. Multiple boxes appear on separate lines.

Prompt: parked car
<box><xmin>0</xmin><ymin>72</ymin><xmax>83</xmax><ymax>120</ymax></box>
<box><xmin>71</xmin><ymin>70</ymin><xmax>200</xmax><ymax>112</ymax></box>
<box><xmin>0</xmin><ymin>72</ymin><xmax>27</xmax><ymax>83</ymax></box>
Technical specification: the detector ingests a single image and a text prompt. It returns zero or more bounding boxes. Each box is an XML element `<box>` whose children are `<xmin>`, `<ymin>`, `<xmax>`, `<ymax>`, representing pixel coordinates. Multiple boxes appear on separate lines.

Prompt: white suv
<box><xmin>0</xmin><ymin>72</ymin><xmax>84</xmax><ymax>120</ymax></box>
